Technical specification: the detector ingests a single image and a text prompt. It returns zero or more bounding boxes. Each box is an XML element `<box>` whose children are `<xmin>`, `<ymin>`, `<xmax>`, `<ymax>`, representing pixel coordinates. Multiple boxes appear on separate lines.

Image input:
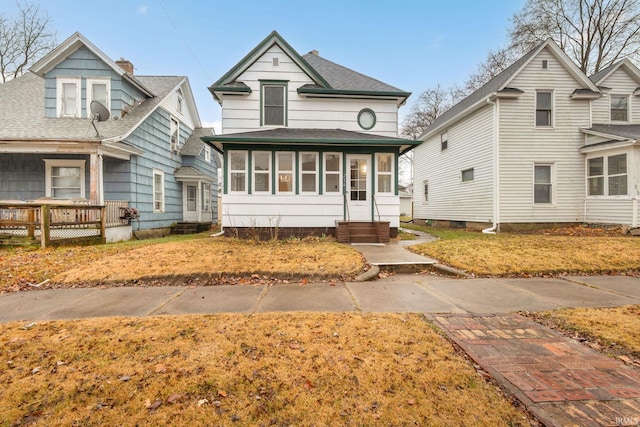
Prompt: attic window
<box><xmin>170</xmin><ymin>117</ymin><xmax>180</xmax><ymax>152</ymax></box>
<box><xmin>56</xmin><ymin>77</ymin><xmax>81</xmax><ymax>118</ymax></box>
<box><xmin>177</xmin><ymin>89</ymin><xmax>184</xmax><ymax>113</ymax></box>
<box><xmin>272</xmin><ymin>57</ymin><xmax>279</xmax><ymax>66</ymax></box>
<box><xmin>542</xmin><ymin>60</ymin><xmax>548</xmax><ymax>70</ymax></box>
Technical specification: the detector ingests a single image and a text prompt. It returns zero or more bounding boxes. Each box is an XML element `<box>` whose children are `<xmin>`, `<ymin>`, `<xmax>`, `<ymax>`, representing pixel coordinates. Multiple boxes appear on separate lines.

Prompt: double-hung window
<box><xmin>262</xmin><ymin>83</ymin><xmax>286</xmax><ymax>126</ymax></box>
<box><xmin>377</xmin><ymin>153</ymin><xmax>393</xmax><ymax>193</ymax></box>
<box><xmin>324</xmin><ymin>153</ymin><xmax>341</xmax><ymax>193</ymax></box>
<box><xmin>229</xmin><ymin>151</ymin><xmax>247</xmax><ymax>193</ymax></box>
<box><xmin>535</xmin><ymin>91</ymin><xmax>552</xmax><ymax>127</ymax></box>
<box><xmin>253</xmin><ymin>151</ymin><xmax>271</xmax><ymax>193</ymax></box>
<box><xmin>423</xmin><ymin>180</ymin><xmax>429</xmax><ymax>203</ymax></box>
<box><xmin>610</xmin><ymin>95</ymin><xmax>629</xmax><ymax>122</ymax></box>
<box><xmin>44</xmin><ymin>159</ymin><xmax>85</xmax><ymax>199</ymax></box>
<box><xmin>153</xmin><ymin>169</ymin><xmax>165</xmax><ymax>212</ymax></box>
<box><xmin>534</xmin><ymin>164</ymin><xmax>553</xmax><ymax>204</ymax></box>
<box><xmin>276</xmin><ymin>152</ymin><xmax>294</xmax><ymax>193</ymax></box>
<box><xmin>204</xmin><ymin>146</ymin><xmax>211</xmax><ymax>163</ymax></box>
<box><xmin>170</xmin><ymin>117</ymin><xmax>180</xmax><ymax>152</ymax></box>
<box><xmin>87</xmin><ymin>78</ymin><xmax>110</xmax><ymax>117</ymax></box>
<box><xmin>300</xmin><ymin>152</ymin><xmax>318</xmax><ymax>193</ymax></box>
<box><xmin>57</xmin><ymin>78</ymin><xmax>81</xmax><ymax>117</ymax></box>
<box><xmin>440</xmin><ymin>132</ymin><xmax>448</xmax><ymax>151</ymax></box>
<box><xmin>588</xmin><ymin>154</ymin><xmax>628</xmax><ymax>196</ymax></box>
<box><xmin>202</xmin><ymin>183</ymin><xmax>211</xmax><ymax>211</ymax></box>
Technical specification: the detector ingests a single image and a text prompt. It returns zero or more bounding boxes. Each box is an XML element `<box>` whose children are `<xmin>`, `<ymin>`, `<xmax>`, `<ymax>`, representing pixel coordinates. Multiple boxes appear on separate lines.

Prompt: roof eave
<box><xmin>297</xmin><ymin>87</ymin><xmax>411</xmax><ymax>105</ymax></box>
<box><xmin>419</xmin><ymin>95</ymin><xmax>494</xmax><ymax>141</ymax></box>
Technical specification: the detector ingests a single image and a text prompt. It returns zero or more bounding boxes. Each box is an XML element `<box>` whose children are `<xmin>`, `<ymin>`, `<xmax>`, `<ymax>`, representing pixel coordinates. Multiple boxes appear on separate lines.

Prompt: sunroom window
<box><xmin>44</xmin><ymin>159</ymin><xmax>85</xmax><ymax>199</ymax></box>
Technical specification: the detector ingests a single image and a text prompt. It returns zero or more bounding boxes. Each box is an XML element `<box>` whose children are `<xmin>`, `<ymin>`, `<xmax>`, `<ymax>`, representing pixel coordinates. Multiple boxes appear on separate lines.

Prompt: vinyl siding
<box><xmin>221</xmin><ymin>45</ymin><xmax>400</xmax><ymax>137</ymax></box>
<box><xmin>413</xmin><ymin>104</ymin><xmax>495</xmax><ymax>223</ymax></box>
<box><xmin>498</xmin><ymin>47</ymin><xmax>590</xmax><ymax>223</ymax></box>
<box><xmin>585</xmin><ymin>198</ymin><xmax>636</xmax><ymax>225</ymax></box>
<box><xmin>592</xmin><ymin>68</ymin><xmax>640</xmax><ymax>124</ymax></box>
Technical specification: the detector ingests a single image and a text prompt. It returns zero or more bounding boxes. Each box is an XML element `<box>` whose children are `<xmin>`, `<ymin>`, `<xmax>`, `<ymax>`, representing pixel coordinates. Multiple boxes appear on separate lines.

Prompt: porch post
<box><xmin>89</xmin><ymin>153</ymin><xmax>104</xmax><ymax>205</ymax></box>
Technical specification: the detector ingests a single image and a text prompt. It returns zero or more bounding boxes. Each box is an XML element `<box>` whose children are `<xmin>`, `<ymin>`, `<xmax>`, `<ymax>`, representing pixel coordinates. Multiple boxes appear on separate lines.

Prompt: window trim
<box><xmin>376</xmin><ymin>153</ymin><xmax>394</xmax><ymax>194</ymax></box>
<box><xmin>56</xmin><ymin>77</ymin><xmax>81</xmax><ymax>118</ymax></box>
<box><xmin>170</xmin><ymin>116</ymin><xmax>180</xmax><ymax>152</ymax></box>
<box><xmin>461</xmin><ymin>168</ymin><xmax>474</xmax><ymax>183</ymax></box>
<box><xmin>228</xmin><ymin>150</ymin><xmax>248</xmax><ymax>194</ymax></box>
<box><xmin>260</xmin><ymin>81</ymin><xmax>288</xmax><ymax>127</ymax></box>
<box><xmin>276</xmin><ymin>151</ymin><xmax>295</xmax><ymax>194</ymax></box>
<box><xmin>586</xmin><ymin>153</ymin><xmax>629</xmax><ymax>198</ymax></box>
<box><xmin>299</xmin><ymin>152</ymin><xmax>319</xmax><ymax>195</ymax></box>
<box><xmin>323</xmin><ymin>152</ymin><xmax>342</xmax><ymax>194</ymax></box>
<box><xmin>423</xmin><ymin>180</ymin><xmax>429</xmax><ymax>204</ymax></box>
<box><xmin>44</xmin><ymin>159</ymin><xmax>85</xmax><ymax>199</ymax></box>
<box><xmin>176</xmin><ymin>88</ymin><xmax>184</xmax><ymax>114</ymax></box>
<box><xmin>202</xmin><ymin>183</ymin><xmax>211</xmax><ymax>211</ymax></box>
<box><xmin>533</xmin><ymin>163</ymin><xmax>554</xmax><ymax>205</ymax></box>
<box><xmin>535</xmin><ymin>90</ymin><xmax>553</xmax><ymax>128</ymax></box>
<box><xmin>204</xmin><ymin>146</ymin><xmax>211</xmax><ymax>163</ymax></box>
<box><xmin>357</xmin><ymin>108</ymin><xmax>376</xmax><ymax>130</ymax></box>
<box><xmin>252</xmin><ymin>151</ymin><xmax>272</xmax><ymax>194</ymax></box>
<box><xmin>86</xmin><ymin>77</ymin><xmax>111</xmax><ymax>118</ymax></box>
<box><xmin>610</xmin><ymin>94</ymin><xmax>629</xmax><ymax>123</ymax></box>
<box><xmin>153</xmin><ymin>169</ymin><xmax>165</xmax><ymax>213</ymax></box>
<box><xmin>440</xmin><ymin>131</ymin><xmax>448</xmax><ymax>151</ymax></box>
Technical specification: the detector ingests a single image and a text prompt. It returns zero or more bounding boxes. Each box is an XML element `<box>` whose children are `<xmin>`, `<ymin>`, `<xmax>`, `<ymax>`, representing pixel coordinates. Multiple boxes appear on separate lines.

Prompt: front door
<box><xmin>347</xmin><ymin>154</ymin><xmax>371</xmax><ymax>221</ymax></box>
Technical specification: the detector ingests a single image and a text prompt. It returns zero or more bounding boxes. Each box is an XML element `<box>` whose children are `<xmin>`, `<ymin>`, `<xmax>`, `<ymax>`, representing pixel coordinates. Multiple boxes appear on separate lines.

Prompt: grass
<box><xmin>0</xmin><ymin>313</ymin><xmax>532</xmax><ymax>426</ymax></box>
<box><xmin>0</xmin><ymin>234</ymin><xmax>365</xmax><ymax>292</ymax></box>
<box><xmin>403</xmin><ymin>224</ymin><xmax>640</xmax><ymax>276</ymax></box>
<box><xmin>528</xmin><ymin>305</ymin><xmax>640</xmax><ymax>360</ymax></box>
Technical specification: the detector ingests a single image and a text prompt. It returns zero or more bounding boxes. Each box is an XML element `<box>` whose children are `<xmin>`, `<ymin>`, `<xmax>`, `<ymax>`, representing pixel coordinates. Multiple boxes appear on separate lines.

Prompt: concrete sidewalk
<box><xmin>1</xmin><ymin>274</ymin><xmax>639</xmax><ymax>323</ymax></box>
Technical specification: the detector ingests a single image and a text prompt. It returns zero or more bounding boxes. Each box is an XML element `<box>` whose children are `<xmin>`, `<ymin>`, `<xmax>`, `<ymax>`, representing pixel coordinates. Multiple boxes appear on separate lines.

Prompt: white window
<box><xmin>170</xmin><ymin>117</ymin><xmax>180</xmax><ymax>152</ymax></box>
<box><xmin>56</xmin><ymin>78</ymin><xmax>81</xmax><ymax>117</ymax></box>
<box><xmin>587</xmin><ymin>154</ymin><xmax>628</xmax><ymax>196</ymax></box>
<box><xmin>229</xmin><ymin>151</ymin><xmax>247</xmax><ymax>193</ymax></box>
<box><xmin>204</xmin><ymin>146</ymin><xmax>211</xmax><ymax>163</ymax></box>
<box><xmin>300</xmin><ymin>152</ymin><xmax>318</xmax><ymax>194</ymax></box>
<box><xmin>461</xmin><ymin>168</ymin><xmax>474</xmax><ymax>182</ymax></box>
<box><xmin>441</xmin><ymin>131</ymin><xmax>448</xmax><ymax>151</ymax></box>
<box><xmin>202</xmin><ymin>183</ymin><xmax>211</xmax><ymax>211</ymax></box>
<box><xmin>44</xmin><ymin>159</ymin><xmax>85</xmax><ymax>199</ymax></box>
<box><xmin>535</xmin><ymin>91</ymin><xmax>553</xmax><ymax>127</ymax></box>
<box><xmin>324</xmin><ymin>153</ymin><xmax>341</xmax><ymax>193</ymax></box>
<box><xmin>187</xmin><ymin>185</ymin><xmax>197</xmax><ymax>212</ymax></box>
<box><xmin>376</xmin><ymin>153</ymin><xmax>393</xmax><ymax>194</ymax></box>
<box><xmin>153</xmin><ymin>169</ymin><xmax>165</xmax><ymax>212</ymax></box>
<box><xmin>176</xmin><ymin>88</ymin><xmax>184</xmax><ymax>114</ymax></box>
<box><xmin>86</xmin><ymin>78</ymin><xmax>111</xmax><ymax>117</ymax></box>
<box><xmin>534</xmin><ymin>164</ymin><xmax>553</xmax><ymax>204</ymax></box>
<box><xmin>253</xmin><ymin>151</ymin><xmax>271</xmax><ymax>193</ymax></box>
<box><xmin>262</xmin><ymin>84</ymin><xmax>286</xmax><ymax>126</ymax></box>
<box><xmin>610</xmin><ymin>95</ymin><xmax>629</xmax><ymax>122</ymax></box>
<box><xmin>276</xmin><ymin>152</ymin><xmax>294</xmax><ymax>194</ymax></box>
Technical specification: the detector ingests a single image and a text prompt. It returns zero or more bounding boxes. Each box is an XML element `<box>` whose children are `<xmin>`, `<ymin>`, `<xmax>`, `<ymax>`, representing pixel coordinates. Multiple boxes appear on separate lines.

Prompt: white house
<box><xmin>203</xmin><ymin>31</ymin><xmax>416</xmax><ymax>242</ymax></box>
<box><xmin>413</xmin><ymin>38</ymin><xmax>640</xmax><ymax>232</ymax></box>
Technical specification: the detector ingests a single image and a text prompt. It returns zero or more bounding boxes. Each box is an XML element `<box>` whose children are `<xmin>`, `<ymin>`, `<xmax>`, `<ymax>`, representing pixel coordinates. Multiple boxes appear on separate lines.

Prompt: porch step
<box><xmin>335</xmin><ymin>221</ymin><xmax>390</xmax><ymax>244</ymax></box>
<box><xmin>171</xmin><ymin>222</ymin><xmax>212</xmax><ymax>235</ymax></box>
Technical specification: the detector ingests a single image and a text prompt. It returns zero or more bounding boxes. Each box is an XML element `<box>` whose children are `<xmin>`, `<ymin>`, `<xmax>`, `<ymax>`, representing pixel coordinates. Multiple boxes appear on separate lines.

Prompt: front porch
<box><xmin>0</xmin><ymin>200</ymin><xmax>132</xmax><ymax>247</ymax></box>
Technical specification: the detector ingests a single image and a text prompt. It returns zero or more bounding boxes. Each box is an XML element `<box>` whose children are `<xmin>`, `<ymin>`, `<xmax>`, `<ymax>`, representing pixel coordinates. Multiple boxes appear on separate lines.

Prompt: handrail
<box><xmin>372</xmin><ymin>194</ymin><xmax>381</xmax><ymax>222</ymax></box>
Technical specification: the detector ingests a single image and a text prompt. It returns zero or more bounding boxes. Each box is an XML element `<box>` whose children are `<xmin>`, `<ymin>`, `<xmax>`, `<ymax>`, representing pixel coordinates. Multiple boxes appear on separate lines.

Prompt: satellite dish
<box><xmin>90</xmin><ymin>101</ymin><xmax>110</xmax><ymax>122</ymax></box>
<box><xmin>90</xmin><ymin>101</ymin><xmax>110</xmax><ymax>137</ymax></box>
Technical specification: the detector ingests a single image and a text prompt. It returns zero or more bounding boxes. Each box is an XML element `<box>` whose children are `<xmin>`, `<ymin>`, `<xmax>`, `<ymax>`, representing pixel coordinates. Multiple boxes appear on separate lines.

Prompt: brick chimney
<box><xmin>116</xmin><ymin>58</ymin><xmax>134</xmax><ymax>74</ymax></box>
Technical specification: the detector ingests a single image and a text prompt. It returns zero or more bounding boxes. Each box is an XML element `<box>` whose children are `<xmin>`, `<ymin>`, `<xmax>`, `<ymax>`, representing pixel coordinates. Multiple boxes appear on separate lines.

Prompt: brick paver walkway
<box><xmin>429</xmin><ymin>314</ymin><xmax>640</xmax><ymax>427</ymax></box>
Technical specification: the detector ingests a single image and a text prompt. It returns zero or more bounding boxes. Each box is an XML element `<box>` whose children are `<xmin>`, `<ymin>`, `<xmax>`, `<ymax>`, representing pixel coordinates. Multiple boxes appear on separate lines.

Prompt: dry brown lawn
<box><xmin>408</xmin><ymin>228</ymin><xmax>640</xmax><ymax>276</ymax></box>
<box><xmin>0</xmin><ymin>313</ymin><xmax>532</xmax><ymax>426</ymax></box>
<box><xmin>0</xmin><ymin>234</ymin><xmax>365</xmax><ymax>292</ymax></box>
<box><xmin>528</xmin><ymin>305</ymin><xmax>640</xmax><ymax>362</ymax></box>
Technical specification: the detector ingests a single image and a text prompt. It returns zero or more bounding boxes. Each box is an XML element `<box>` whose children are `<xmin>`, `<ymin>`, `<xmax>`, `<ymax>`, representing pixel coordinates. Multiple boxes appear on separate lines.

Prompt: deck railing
<box><xmin>0</xmin><ymin>201</ymin><xmax>130</xmax><ymax>248</ymax></box>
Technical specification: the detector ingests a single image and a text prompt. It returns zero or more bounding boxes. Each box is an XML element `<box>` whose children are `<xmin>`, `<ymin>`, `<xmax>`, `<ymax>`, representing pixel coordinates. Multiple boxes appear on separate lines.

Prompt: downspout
<box><xmin>483</xmin><ymin>95</ymin><xmax>500</xmax><ymax>234</ymax></box>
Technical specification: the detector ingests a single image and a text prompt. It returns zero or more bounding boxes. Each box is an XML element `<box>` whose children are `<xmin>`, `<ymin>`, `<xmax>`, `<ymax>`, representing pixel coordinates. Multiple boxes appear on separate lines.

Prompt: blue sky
<box><xmin>4</xmin><ymin>0</ymin><xmax>525</xmax><ymax>131</ymax></box>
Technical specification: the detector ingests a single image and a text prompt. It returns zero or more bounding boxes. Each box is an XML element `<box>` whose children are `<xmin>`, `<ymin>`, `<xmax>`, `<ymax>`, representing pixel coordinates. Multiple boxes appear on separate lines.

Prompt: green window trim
<box><xmin>260</xmin><ymin>80</ymin><xmax>289</xmax><ymax>127</ymax></box>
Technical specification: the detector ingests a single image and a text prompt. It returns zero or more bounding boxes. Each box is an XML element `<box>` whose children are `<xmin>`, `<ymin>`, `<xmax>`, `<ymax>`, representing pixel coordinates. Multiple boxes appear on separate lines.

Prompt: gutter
<box><xmin>483</xmin><ymin>96</ymin><xmax>500</xmax><ymax>234</ymax></box>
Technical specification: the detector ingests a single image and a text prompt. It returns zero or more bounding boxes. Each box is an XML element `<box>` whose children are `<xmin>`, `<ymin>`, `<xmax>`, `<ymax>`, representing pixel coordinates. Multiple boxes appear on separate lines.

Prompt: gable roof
<box><xmin>31</xmin><ymin>32</ymin><xmax>153</xmax><ymax>97</ymax></box>
<box><xmin>419</xmin><ymin>39</ymin><xmax>600</xmax><ymax>140</ymax></box>
<box><xmin>0</xmin><ymin>72</ymin><xmax>183</xmax><ymax>143</ymax></box>
<box><xmin>209</xmin><ymin>31</ymin><xmax>410</xmax><ymax>104</ymax></box>
<box><xmin>589</xmin><ymin>58</ymin><xmax>640</xmax><ymax>86</ymax></box>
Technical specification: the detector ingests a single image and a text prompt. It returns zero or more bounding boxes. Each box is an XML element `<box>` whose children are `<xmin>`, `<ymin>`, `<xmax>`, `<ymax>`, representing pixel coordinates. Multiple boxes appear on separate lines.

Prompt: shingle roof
<box><xmin>301</xmin><ymin>53</ymin><xmax>405</xmax><ymax>93</ymax></box>
<box><xmin>585</xmin><ymin>124</ymin><xmax>640</xmax><ymax>140</ymax></box>
<box><xmin>0</xmin><ymin>73</ymin><xmax>183</xmax><ymax>141</ymax></box>
<box><xmin>206</xmin><ymin>127</ymin><xmax>415</xmax><ymax>143</ymax></box>
<box><xmin>174</xmin><ymin>166</ymin><xmax>214</xmax><ymax>181</ymax></box>
<box><xmin>181</xmin><ymin>127</ymin><xmax>214</xmax><ymax>156</ymax></box>
<box><xmin>589</xmin><ymin>61</ymin><xmax>622</xmax><ymax>84</ymax></box>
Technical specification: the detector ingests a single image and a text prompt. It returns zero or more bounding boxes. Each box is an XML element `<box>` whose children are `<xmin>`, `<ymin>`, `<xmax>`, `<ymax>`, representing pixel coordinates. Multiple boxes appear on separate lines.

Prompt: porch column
<box><xmin>89</xmin><ymin>153</ymin><xmax>104</xmax><ymax>205</ymax></box>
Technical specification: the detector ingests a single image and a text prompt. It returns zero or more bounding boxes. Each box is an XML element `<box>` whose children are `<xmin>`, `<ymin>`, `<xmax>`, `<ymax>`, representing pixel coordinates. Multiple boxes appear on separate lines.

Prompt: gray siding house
<box><xmin>0</xmin><ymin>32</ymin><xmax>219</xmax><ymax>241</ymax></box>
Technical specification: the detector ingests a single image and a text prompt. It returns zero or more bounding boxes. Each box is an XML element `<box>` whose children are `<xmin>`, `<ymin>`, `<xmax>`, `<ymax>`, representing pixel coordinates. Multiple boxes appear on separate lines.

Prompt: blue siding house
<box><xmin>0</xmin><ymin>32</ymin><xmax>219</xmax><ymax>241</ymax></box>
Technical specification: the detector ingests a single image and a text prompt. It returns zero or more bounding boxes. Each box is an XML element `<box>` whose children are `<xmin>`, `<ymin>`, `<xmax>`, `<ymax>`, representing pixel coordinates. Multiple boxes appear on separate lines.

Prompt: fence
<box><xmin>0</xmin><ymin>201</ymin><xmax>130</xmax><ymax>248</ymax></box>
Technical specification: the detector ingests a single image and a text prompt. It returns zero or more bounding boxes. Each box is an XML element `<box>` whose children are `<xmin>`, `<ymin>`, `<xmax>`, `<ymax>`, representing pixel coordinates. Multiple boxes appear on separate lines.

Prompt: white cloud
<box><xmin>137</xmin><ymin>5</ymin><xmax>149</xmax><ymax>14</ymax></box>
